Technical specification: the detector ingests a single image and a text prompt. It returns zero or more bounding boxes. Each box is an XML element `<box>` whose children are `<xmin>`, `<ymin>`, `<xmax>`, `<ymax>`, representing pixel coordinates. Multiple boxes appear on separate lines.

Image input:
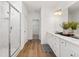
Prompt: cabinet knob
<box><xmin>61</xmin><ymin>42</ymin><xmax>64</xmax><ymax>43</ymax></box>
<box><xmin>70</xmin><ymin>54</ymin><xmax>74</xmax><ymax>56</ymax></box>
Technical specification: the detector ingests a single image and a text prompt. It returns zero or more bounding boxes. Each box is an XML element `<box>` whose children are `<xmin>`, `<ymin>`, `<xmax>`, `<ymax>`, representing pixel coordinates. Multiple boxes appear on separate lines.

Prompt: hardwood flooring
<box><xmin>17</xmin><ymin>39</ymin><xmax>56</xmax><ymax>57</ymax></box>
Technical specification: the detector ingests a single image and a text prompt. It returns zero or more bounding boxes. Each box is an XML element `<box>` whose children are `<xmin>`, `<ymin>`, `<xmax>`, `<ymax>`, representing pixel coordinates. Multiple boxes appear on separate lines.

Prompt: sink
<box><xmin>55</xmin><ymin>32</ymin><xmax>79</xmax><ymax>39</ymax></box>
<box><xmin>55</xmin><ymin>32</ymin><xmax>74</xmax><ymax>37</ymax></box>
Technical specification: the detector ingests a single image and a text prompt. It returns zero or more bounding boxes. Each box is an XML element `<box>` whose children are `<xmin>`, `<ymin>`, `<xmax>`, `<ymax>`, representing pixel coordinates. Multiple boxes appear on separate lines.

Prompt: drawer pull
<box><xmin>61</xmin><ymin>42</ymin><xmax>64</xmax><ymax>44</ymax></box>
<box><xmin>70</xmin><ymin>54</ymin><xmax>74</xmax><ymax>56</ymax></box>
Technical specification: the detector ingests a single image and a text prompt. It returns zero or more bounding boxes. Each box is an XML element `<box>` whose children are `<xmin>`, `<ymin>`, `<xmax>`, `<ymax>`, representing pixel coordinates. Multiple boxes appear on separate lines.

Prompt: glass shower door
<box><xmin>0</xmin><ymin>2</ymin><xmax>21</xmax><ymax>57</ymax></box>
<box><xmin>10</xmin><ymin>5</ymin><xmax>21</xmax><ymax>56</ymax></box>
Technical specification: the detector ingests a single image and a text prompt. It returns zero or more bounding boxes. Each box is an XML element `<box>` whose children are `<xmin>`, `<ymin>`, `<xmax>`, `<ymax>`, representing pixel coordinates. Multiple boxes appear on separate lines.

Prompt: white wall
<box><xmin>0</xmin><ymin>2</ymin><xmax>10</xmax><ymax>57</ymax></box>
<box><xmin>21</xmin><ymin>2</ymin><xmax>28</xmax><ymax>49</ymax></box>
<box><xmin>26</xmin><ymin>12</ymin><xmax>33</xmax><ymax>40</ymax></box>
<box><xmin>41</xmin><ymin>5</ymin><xmax>68</xmax><ymax>44</ymax></box>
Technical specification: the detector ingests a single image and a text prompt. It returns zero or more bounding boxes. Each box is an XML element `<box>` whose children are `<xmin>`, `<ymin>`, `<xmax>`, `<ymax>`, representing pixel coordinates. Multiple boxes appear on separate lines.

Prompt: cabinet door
<box><xmin>75</xmin><ymin>53</ymin><xmax>79</xmax><ymax>57</ymax></box>
<box><xmin>54</xmin><ymin>36</ymin><xmax>60</xmax><ymax>56</ymax></box>
<box><xmin>67</xmin><ymin>42</ymin><xmax>79</xmax><ymax>57</ymax></box>
<box><xmin>46</xmin><ymin>33</ymin><xmax>52</xmax><ymax>46</ymax></box>
<box><xmin>60</xmin><ymin>39</ymin><xmax>75</xmax><ymax>57</ymax></box>
<box><xmin>46</xmin><ymin>34</ymin><xmax>60</xmax><ymax>56</ymax></box>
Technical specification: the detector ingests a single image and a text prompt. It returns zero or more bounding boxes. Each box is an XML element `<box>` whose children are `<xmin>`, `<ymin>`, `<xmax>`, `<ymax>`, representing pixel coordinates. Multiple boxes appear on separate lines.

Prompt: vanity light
<box><xmin>54</xmin><ymin>8</ymin><xmax>63</xmax><ymax>16</ymax></box>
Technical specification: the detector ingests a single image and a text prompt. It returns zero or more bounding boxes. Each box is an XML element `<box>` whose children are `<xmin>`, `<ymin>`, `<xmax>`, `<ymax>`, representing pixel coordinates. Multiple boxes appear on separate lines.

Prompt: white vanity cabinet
<box><xmin>46</xmin><ymin>33</ymin><xmax>79</xmax><ymax>57</ymax></box>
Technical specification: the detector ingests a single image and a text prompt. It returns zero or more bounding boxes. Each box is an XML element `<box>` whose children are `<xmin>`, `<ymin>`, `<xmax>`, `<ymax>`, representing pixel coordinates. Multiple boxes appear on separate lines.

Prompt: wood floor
<box><xmin>17</xmin><ymin>39</ymin><xmax>56</xmax><ymax>57</ymax></box>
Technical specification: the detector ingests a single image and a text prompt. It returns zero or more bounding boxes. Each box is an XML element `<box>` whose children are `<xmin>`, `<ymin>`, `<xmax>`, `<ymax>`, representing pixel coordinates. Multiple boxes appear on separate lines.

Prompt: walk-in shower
<box><xmin>0</xmin><ymin>1</ymin><xmax>21</xmax><ymax>57</ymax></box>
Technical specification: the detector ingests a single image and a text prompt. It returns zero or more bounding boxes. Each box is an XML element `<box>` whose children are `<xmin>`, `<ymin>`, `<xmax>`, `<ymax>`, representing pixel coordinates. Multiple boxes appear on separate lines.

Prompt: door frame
<box><xmin>8</xmin><ymin>2</ymin><xmax>21</xmax><ymax>57</ymax></box>
<box><xmin>32</xmin><ymin>9</ymin><xmax>41</xmax><ymax>40</ymax></box>
<box><xmin>32</xmin><ymin>19</ymin><xmax>40</xmax><ymax>39</ymax></box>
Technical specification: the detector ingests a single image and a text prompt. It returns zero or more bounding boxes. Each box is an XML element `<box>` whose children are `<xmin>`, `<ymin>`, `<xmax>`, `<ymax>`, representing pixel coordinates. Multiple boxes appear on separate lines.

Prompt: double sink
<box><xmin>55</xmin><ymin>32</ymin><xmax>79</xmax><ymax>39</ymax></box>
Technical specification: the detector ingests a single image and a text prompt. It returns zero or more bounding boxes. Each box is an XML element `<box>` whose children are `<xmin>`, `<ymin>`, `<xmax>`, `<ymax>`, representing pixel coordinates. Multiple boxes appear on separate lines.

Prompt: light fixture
<box><xmin>54</xmin><ymin>8</ymin><xmax>63</xmax><ymax>16</ymax></box>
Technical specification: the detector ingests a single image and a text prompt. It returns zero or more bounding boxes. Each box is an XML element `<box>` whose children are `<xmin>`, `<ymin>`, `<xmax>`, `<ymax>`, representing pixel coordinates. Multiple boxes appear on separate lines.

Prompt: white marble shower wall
<box><xmin>0</xmin><ymin>2</ymin><xmax>9</xmax><ymax>57</ymax></box>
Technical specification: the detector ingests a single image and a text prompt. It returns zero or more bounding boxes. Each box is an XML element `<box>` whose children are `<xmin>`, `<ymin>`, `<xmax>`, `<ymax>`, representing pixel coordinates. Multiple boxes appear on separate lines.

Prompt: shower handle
<box><xmin>10</xmin><ymin>26</ymin><xmax>12</xmax><ymax>33</ymax></box>
<box><xmin>10</xmin><ymin>26</ymin><xmax>12</xmax><ymax>30</ymax></box>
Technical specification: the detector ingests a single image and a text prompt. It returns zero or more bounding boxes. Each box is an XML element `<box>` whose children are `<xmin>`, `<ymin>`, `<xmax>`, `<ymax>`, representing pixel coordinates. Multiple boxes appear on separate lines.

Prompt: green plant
<box><xmin>62</xmin><ymin>22</ymin><xmax>70</xmax><ymax>29</ymax></box>
<box><xmin>62</xmin><ymin>21</ymin><xmax>79</xmax><ymax>30</ymax></box>
<box><xmin>70</xmin><ymin>21</ymin><xmax>78</xmax><ymax>30</ymax></box>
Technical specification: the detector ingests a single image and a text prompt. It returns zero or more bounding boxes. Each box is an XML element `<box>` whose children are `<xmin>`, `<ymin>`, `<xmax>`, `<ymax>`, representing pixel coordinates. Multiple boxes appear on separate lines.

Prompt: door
<box><xmin>10</xmin><ymin>6</ymin><xmax>21</xmax><ymax>56</ymax></box>
<box><xmin>32</xmin><ymin>19</ymin><xmax>40</xmax><ymax>39</ymax></box>
<box><xmin>53</xmin><ymin>36</ymin><xmax>60</xmax><ymax>57</ymax></box>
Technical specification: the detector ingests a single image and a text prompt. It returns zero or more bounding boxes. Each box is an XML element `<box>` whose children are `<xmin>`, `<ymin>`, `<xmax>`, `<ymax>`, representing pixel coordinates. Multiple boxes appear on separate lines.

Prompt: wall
<box><xmin>0</xmin><ymin>2</ymin><xmax>9</xmax><ymax>57</ymax></box>
<box><xmin>21</xmin><ymin>2</ymin><xmax>28</xmax><ymax>49</ymax></box>
<box><xmin>41</xmin><ymin>5</ymin><xmax>68</xmax><ymax>44</ymax></box>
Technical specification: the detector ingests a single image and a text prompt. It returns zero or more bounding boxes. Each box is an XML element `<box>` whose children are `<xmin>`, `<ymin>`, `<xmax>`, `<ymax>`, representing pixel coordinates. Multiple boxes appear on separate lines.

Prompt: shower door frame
<box><xmin>8</xmin><ymin>2</ymin><xmax>21</xmax><ymax>57</ymax></box>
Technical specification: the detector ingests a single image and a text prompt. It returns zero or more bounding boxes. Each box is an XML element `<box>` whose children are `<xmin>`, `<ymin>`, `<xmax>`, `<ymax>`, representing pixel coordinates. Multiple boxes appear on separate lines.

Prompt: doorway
<box><xmin>32</xmin><ymin>19</ymin><xmax>40</xmax><ymax>39</ymax></box>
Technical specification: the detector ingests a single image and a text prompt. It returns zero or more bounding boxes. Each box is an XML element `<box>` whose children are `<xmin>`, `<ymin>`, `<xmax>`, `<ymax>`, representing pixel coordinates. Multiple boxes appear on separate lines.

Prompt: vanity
<box><xmin>46</xmin><ymin>32</ymin><xmax>79</xmax><ymax>57</ymax></box>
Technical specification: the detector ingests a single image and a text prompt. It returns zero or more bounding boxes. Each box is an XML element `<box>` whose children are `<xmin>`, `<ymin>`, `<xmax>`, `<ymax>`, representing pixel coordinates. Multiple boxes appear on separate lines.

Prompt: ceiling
<box><xmin>23</xmin><ymin>1</ymin><xmax>75</xmax><ymax>12</ymax></box>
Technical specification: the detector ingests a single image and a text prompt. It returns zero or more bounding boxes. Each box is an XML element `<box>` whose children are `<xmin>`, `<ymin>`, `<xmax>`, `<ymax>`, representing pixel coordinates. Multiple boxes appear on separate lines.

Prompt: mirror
<box><xmin>68</xmin><ymin>2</ymin><xmax>79</xmax><ymax>34</ymax></box>
<box><xmin>68</xmin><ymin>2</ymin><xmax>79</xmax><ymax>22</ymax></box>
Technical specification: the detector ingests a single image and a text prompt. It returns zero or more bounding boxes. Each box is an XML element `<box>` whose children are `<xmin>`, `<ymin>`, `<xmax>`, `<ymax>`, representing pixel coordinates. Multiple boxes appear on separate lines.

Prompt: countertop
<box><xmin>48</xmin><ymin>32</ymin><xmax>79</xmax><ymax>46</ymax></box>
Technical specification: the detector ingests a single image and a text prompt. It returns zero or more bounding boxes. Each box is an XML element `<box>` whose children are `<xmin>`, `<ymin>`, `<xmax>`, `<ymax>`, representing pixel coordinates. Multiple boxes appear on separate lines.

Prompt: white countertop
<box><xmin>48</xmin><ymin>32</ymin><xmax>79</xmax><ymax>46</ymax></box>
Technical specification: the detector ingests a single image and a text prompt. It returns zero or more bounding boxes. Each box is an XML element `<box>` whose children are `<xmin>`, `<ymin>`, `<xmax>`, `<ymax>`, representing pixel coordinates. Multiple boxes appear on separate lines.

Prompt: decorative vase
<box><xmin>68</xmin><ymin>28</ymin><xmax>74</xmax><ymax>34</ymax></box>
<box><xmin>63</xmin><ymin>29</ymin><xmax>69</xmax><ymax>35</ymax></box>
<box><xmin>63</xmin><ymin>28</ymin><xmax>75</xmax><ymax>36</ymax></box>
